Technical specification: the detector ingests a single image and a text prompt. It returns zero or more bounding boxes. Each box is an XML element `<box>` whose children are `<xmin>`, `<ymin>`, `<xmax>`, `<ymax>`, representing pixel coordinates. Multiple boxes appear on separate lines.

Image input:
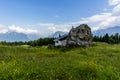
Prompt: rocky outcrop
<box><xmin>67</xmin><ymin>24</ymin><xmax>92</xmax><ymax>47</ymax></box>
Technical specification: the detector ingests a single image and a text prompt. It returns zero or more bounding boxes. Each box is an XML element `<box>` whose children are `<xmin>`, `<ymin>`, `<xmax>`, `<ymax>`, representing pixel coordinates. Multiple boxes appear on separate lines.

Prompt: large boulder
<box><xmin>67</xmin><ymin>24</ymin><xmax>92</xmax><ymax>47</ymax></box>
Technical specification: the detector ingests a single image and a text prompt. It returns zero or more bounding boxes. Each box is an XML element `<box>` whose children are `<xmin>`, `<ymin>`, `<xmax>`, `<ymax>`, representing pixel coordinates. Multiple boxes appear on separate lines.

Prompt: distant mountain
<box><xmin>93</xmin><ymin>26</ymin><xmax>120</xmax><ymax>36</ymax></box>
<box><xmin>27</xmin><ymin>34</ymin><xmax>43</xmax><ymax>40</ymax></box>
<box><xmin>2</xmin><ymin>26</ymin><xmax>119</xmax><ymax>42</ymax></box>
<box><xmin>48</xmin><ymin>31</ymin><xmax>68</xmax><ymax>38</ymax></box>
<box><xmin>0</xmin><ymin>32</ymin><xmax>29</xmax><ymax>42</ymax></box>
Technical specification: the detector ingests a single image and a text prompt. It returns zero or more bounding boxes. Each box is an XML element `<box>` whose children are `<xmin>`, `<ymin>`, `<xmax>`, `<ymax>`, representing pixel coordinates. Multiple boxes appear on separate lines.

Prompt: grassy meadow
<box><xmin>0</xmin><ymin>43</ymin><xmax>120</xmax><ymax>80</ymax></box>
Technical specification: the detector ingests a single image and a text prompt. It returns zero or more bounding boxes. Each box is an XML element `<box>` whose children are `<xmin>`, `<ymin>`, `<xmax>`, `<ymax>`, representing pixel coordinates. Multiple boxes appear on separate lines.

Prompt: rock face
<box><xmin>67</xmin><ymin>24</ymin><xmax>92</xmax><ymax>47</ymax></box>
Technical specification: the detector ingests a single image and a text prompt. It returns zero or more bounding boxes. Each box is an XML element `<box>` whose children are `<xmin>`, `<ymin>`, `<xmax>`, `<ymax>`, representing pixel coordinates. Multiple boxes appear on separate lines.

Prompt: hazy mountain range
<box><xmin>0</xmin><ymin>32</ymin><xmax>42</xmax><ymax>42</ymax></box>
<box><xmin>0</xmin><ymin>26</ymin><xmax>120</xmax><ymax>42</ymax></box>
<box><xmin>50</xmin><ymin>26</ymin><xmax>120</xmax><ymax>38</ymax></box>
<box><xmin>92</xmin><ymin>26</ymin><xmax>120</xmax><ymax>36</ymax></box>
<box><xmin>0</xmin><ymin>32</ymin><xmax>29</xmax><ymax>42</ymax></box>
<box><xmin>48</xmin><ymin>31</ymin><xmax>68</xmax><ymax>38</ymax></box>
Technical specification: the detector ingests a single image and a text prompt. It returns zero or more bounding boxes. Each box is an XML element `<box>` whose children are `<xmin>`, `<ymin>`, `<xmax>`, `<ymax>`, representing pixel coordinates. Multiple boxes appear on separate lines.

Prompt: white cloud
<box><xmin>43</xmin><ymin>0</ymin><xmax>120</xmax><ymax>33</ymax></box>
<box><xmin>90</xmin><ymin>0</ymin><xmax>120</xmax><ymax>31</ymax></box>
<box><xmin>0</xmin><ymin>24</ymin><xmax>8</xmax><ymax>33</ymax></box>
<box><xmin>92</xmin><ymin>16</ymin><xmax>118</xmax><ymax>31</ymax></box>
<box><xmin>66</xmin><ymin>13</ymin><xmax>114</xmax><ymax>31</ymax></box>
<box><xmin>38</xmin><ymin>23</ymin><xmax>71</xmax><ymax>33</ymax></box>
<box><xmin>71</xmin><ymin>0</ymin><xmax>120</xmax><ymax>31</ymax></box>
<box><xmin>48</xmin><ymin>26</ymin><xmax>56</xmax><ymax>31</ymax></box>
<box><xmin>38</xmin><ymin>23</ymin><xmax>57</xmax><ymax>32</ymax></box>
<box><xmin>1</xmin><ymin>0</ymin><xmax>120</xmax><ymax>36</ymax></box>
<box><xmin>8</xmin><ymin>25</ymin><xmax>38</xmax><ymax>34</ymax></box>
<box><xmin>80</xmin><ymin>12</ymin><xmax>120</xmax><ymax>31</ymax></box>
<box><xmin>38</xmin><ymin>9</ymin><xmax>119</xmax><ymax>33</ymax></box>
<box><xmin>112</xmin><ymin>4</ymin><xmax>120</xmax><ymax>15</ymax></box>
<box><xmin>11</xmin><ymin>0</ymin><xmax>120</xmax><ymax>35</ymax></box>
<box><xmin>109</xmin><ymin>0</ymin><xmax>120</xmax><ymax>5</ymax></box>
<box><xmin>0</xmin><ymin>24</ymin><xmax>39</xmax><ymax>34</ymax></box>
<box><xmin>72</xmin><ymin>13</ymin><xmax>112</xmax><ymax>25</ymax></box>
<box><xmin>38</xmin><ymin>23</ymin><xmax>55</xmax><ymax>27</ymax></box>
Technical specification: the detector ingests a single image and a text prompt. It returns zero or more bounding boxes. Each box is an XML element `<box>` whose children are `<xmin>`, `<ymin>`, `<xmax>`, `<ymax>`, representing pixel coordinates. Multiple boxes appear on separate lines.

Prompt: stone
<box><xmin>66</xmin><ymin>24</ymin><xmax>92</xmax><ymax>47</ymax></box>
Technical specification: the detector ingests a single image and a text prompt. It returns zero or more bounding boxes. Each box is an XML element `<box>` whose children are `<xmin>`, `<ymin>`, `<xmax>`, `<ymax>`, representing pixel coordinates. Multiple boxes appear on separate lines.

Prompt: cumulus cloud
<box><xmin>38</xmin><ymin>23</ymin><xmax>57</xmax><ymax>32</ymax></box>
<box><xmin>38</xmin><ymin>10</ymin><xmax>120</xmax><ymax>33</ymax></box>
<box><xmin>1</xmin><ymin>0</ymin><xmax>120</xmax><ymax>36</ymax></box>
<box><xmin>71</xmin><ymin>13</ymin><xmax>112</xmax><ymax>25</ymax></box>
<box><xmin>38</xmin><ymin>23</ymin><xmax>55</xmax><ymax>27</ymax></box>
<box><xmin>92</xmin><ymin>16</ymin><xmax>118</xmax><ymax>31</ymax></box>
<box><xmin>48</xmin><ymin>26</ymin><xmax>56</xmax><ymax>31</ymax></box>
<box><xmin>109</xmin><ymin>0</ymin><xmax>120</xmax><ymax>5</ymax></box>
<box><xmin>8</xmin><ymin>25</ymin><xmax>38</xmax><ymax>34</ymax></box>
<box><xmin>71</xmin><ymin>0</ymin><xmax>120</xmax><ymax>31</ymax></box>
<box><xmin>91</xmin><ymin>0</ymin><xmax>120</xmax><ymax>31</ymax></box>
<box><xmin>25</xmin><ymin>0</ymin><xmax>120</xmax><ymax>34</ymax></box>
<box><xmin>38</xmin><ymin>23</ymin><xmax>71</xmax><ymax>33</ymax></box>
<box><xmin>0</xmin><ymin>24</ymin><xmax>39</xmax><ymax>34</ymax></box>
<box><xmin>32</xmin><ymin>0</ymin><xmax>120</xmax><ymax>34</ymax></box>
<box><xmin>112</xmin><ymin>4</ymin><xmax>120</xmax><ymax>15</ymax></box>
<box><xmin>0</xmin><ymin>24</ymin><xmax>8</xmax><ymax>33</ymax></box>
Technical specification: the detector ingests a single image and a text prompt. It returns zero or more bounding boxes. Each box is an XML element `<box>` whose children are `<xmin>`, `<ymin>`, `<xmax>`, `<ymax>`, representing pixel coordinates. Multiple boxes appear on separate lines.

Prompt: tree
<box><xmin>93</xmin><ymin>33</ymin><xmax>120</xmax><ymax>44</ymax></box>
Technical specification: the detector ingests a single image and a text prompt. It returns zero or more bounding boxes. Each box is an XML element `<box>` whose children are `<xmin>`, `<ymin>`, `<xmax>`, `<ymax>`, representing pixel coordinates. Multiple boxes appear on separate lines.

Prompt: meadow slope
<box><xmin>0</xmin><ymin>43</ymin><xmax>120</xmax><ymax>80</ymax></box>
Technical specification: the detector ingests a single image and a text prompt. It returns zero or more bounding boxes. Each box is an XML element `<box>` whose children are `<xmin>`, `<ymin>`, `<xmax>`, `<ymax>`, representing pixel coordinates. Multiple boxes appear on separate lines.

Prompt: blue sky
<box><xmin>0</xmin><ymin>0</ymin><xmax>120</xmax><ymax>36</ymax></box>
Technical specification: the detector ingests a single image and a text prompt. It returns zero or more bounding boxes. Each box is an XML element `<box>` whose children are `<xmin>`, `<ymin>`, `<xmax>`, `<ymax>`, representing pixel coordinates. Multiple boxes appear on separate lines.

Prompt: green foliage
<box><xmin>0</xmin><ymin>41</ymin><xmax>27</xmax><ymax>46</ymax></box>
<box><xmin>0</xmin><ymin>38</ymin><xmax>54</xmax><ymax>47</ymax></box>
<box><xmin>27</xmin><ymin>38</ymin><xmax>54</xmax><ymax>46</ymax></box>
<box><xmin>93</xmin><ymin>33</ymin><xmax>120</xmax><ymax>44</ymax></box>
<box><xmin>0</xmin><ymin>43</ymin><xmax>120</xmax><ymax>80</ymax></box>
<box><xmin>83</xmin><ymin>24</ymin><xmax>91</xmax><ymax>30</ymax></box>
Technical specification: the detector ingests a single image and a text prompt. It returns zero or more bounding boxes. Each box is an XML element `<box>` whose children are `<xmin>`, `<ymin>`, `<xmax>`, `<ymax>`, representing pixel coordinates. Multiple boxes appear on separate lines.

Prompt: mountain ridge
<box><xmin>0</xmin><ymin>32</ymin><xmax>42</xmax><ymax>42</ymax></box>
<box><xmin>48</xmin><ymin>31</ymin><xmax>68</xmax><ymax>38</ymax></box>
<box><xmin>0</xmin><ymin>26</ymin><xmax>120</xmax><ymax>42</ymax></box>
<box><xmin>0</xmin><ymin>32</ymin><xmax>29</xmax><ymax>42</ymax></box>
<box><xmin>93</xmin><ymin>26</ymin><xmax>120</xmax><ymax>36</ymax></box>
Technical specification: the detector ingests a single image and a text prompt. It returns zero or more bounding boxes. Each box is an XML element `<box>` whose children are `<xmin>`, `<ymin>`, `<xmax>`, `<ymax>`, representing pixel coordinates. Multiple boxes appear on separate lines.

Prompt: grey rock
<box><xmin>67</xmin><ymin>24</ymin><xmax>93</xmax><ymax>47</ymax></box>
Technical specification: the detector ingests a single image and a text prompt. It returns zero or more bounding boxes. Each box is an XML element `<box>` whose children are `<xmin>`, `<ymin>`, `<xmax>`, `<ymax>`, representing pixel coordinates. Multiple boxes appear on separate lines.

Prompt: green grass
<box><xmin>0</xmin><ymin>43</ymin><xmax>120</xmax><ymax>80</ymax></box>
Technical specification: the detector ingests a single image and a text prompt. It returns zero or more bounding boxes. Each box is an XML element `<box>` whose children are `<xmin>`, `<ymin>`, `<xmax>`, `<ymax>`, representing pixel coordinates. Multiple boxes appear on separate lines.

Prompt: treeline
<box><xmin>0</xmin><ymin>41</ymin><xmax>27</xmax><ymax>46</ymax></box>
<box><xmin>0</xmin><ymin>33</ymin><xmax>120</xmax><ymax>46</ymax></box>
<box><xmin>27</xmin><ymin>38</ymin><xmax>54</xmax><ymax>46</ymax></box>
<box><xmin>93</xmin><ymin>33</ymin><xmax>120</xmax><ymax>44</ymax></box>
<box><xmin>0</xmin><ymin>38</ymin><xmax>54</xmax><ymax>46</ymax></box>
